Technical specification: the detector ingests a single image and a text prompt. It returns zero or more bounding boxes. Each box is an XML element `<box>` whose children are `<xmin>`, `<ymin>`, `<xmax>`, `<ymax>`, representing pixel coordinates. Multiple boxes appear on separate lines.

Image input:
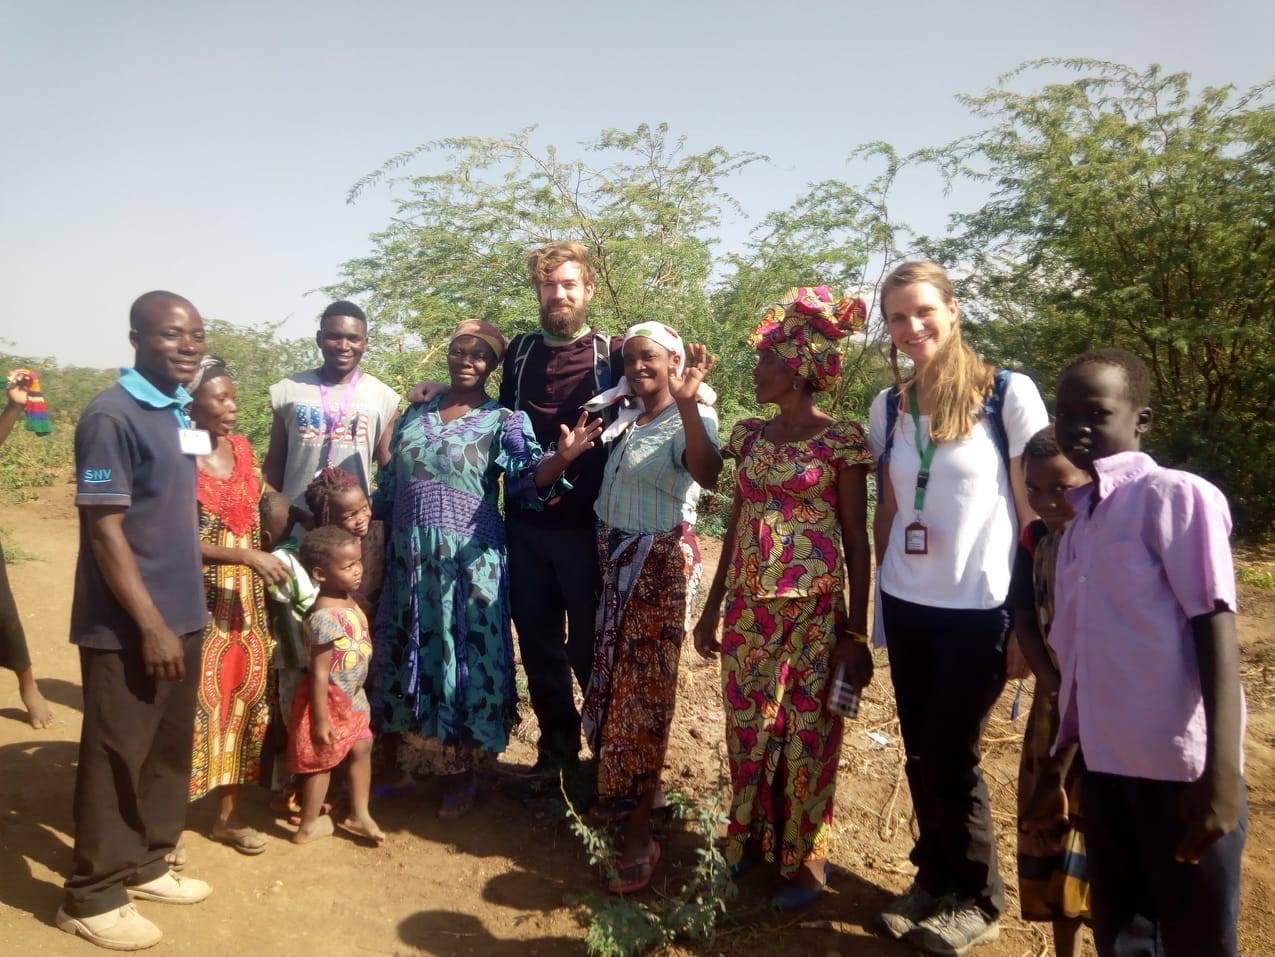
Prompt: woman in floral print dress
<box><xmin>694</xmin><ymin>287</ymin><xmax>873</xmax><ymax>910</ymax></box>
<box><xmin>371</xmin><ymin>321</ymin><xmax>600</xmax><ymax>818</ymax></box>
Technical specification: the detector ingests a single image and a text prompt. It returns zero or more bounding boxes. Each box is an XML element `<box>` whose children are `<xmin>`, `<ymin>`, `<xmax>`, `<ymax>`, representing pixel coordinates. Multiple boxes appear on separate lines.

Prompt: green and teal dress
<box><xmin>371</xmin><ymin>396</ymin><xmax>554</xmax><ymax>772</ymax></box>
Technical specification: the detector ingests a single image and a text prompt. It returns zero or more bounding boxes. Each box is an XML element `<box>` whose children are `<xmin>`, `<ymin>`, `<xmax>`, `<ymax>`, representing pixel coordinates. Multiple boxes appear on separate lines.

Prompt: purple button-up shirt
<box><xmin>1051</xmin><ymin>451</ymin><xmax>1241</xmax><ymax>782</ymax></box>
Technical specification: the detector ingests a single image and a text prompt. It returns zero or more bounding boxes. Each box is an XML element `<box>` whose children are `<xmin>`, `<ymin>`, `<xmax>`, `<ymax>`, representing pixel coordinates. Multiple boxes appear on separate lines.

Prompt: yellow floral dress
<box><xmin>719</xmin><ymin>417</ymin><xmax>872</xmax><ymax>876</ymax></box>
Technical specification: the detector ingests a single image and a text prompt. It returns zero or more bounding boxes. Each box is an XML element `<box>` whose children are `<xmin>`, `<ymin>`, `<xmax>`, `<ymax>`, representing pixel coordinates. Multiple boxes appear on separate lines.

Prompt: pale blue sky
<box><xmin>3</xmin><ymin>0</ymin><xmax>1271</xmax><ymax>367</ymax></box>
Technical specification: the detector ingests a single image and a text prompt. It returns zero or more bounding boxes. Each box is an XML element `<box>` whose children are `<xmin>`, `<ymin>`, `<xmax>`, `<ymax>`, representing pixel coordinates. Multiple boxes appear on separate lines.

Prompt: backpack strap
<box><xmin>592</xmin><ymin>331</ymin><xmax>613</xmax><ymax>395</ymax></box>
<box><xmin>508</xmin><ymin>333</ymin><xmax>538</xmax><ymax>412</ymax></box>
<box><xmin>875</xmin><ymin>371</ymin><xmax>1012</xmax><ymax>503</ymax></box>
<box><xmin>982</xmin><ymin>370</ymin><xmax>1012</xmax><ymax>470</ymax></box>
<box><xmin>876</xmin><ymin>387</ymin><xmax>902</xmax><ymax>503</ymax></box>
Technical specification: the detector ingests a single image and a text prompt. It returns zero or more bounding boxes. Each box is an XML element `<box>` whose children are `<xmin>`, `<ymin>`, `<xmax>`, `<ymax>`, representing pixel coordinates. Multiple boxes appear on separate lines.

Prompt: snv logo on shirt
<box><xmin>82</xmin><ymin>468</ymin><xmax>113</xmax><ymax>484</ymax></box>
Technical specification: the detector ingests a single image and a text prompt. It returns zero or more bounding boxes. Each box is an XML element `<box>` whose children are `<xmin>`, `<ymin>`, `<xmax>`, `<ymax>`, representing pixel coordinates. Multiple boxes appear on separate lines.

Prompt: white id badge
<box><xmin>904</xmin><ymin>521</ymin><xmax>929</xmax><ymax>555</ymax></box>
<box><xmin>178</xmin><ymin>428</ymin><xmax>213</xmax><ymax>455</ymax></box>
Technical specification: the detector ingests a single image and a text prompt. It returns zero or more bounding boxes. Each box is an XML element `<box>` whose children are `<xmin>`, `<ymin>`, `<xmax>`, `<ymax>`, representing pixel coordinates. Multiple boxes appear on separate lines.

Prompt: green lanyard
<box><xmin>908</xmin><ymin>391</ymin><xmax>935</xmax><ymax>513</ymax></box>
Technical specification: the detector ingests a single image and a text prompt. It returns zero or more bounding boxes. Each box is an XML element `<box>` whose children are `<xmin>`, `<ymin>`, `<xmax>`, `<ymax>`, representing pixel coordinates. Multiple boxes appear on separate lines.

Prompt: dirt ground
<box><xmin>0</xmin><ymin>480</ymin><xmax>1271</xmax><ymax>956</ymax></box>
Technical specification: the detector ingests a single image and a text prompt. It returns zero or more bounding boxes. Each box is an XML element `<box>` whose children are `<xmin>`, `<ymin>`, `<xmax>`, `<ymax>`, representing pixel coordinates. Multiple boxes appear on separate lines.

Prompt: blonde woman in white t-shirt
<box><xmin>869</xmin><ymin>261</ymin><xmax>1047</xmax><ymax>955</ymax></box>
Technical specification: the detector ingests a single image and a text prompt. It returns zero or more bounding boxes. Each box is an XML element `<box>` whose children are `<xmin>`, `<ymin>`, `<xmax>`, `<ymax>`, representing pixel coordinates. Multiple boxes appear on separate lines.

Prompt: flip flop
<box><xmin>771</xmin><ymin>861</ymin><xmax>830</xmax><ymax>911</ymax></box>
<box><xmin>438</xmin><ymin>778</ymin><xmax>478</xmax><ymax>820</ymax></box>
<box><xmin>212</xmin><ymin>827</ymin><xmax>268</xmax><ymax>856</ymax></box>
<box><xmin>606</xmin><ymin>840</ymin><xmax>662</xmax><ymax>895</ymax></box>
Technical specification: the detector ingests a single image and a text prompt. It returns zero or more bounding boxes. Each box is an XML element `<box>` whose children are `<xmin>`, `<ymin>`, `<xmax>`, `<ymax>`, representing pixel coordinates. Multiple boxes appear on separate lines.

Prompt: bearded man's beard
<box><xmin>539</xmin><ymin>301</ymin><xmax>589</xmax><ymax>338</ymax></box>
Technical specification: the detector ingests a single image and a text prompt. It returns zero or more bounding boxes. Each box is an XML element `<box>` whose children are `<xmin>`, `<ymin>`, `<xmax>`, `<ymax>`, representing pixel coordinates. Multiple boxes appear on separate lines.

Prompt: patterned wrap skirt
<box><xmin>582</xmin><ymin>522</ymin><xmax>701</xmax><ymax>805</ymax></box>
<box><xmin>1016</xmin><ymin>688</ymin><xmax>1091</xmax><ymax>922</ymax></box>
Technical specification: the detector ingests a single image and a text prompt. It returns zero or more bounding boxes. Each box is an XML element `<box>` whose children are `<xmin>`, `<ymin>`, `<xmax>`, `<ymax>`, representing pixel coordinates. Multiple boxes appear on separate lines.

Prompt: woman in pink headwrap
<box><xmin>371</xmin><ymin>321</ymin><xmax>602</xmax><ymax>817</ymax></box>
<box><xmin>693</xmin><ymin>286</ymin><xmax>874</xmax><ymax>910</ymax></box>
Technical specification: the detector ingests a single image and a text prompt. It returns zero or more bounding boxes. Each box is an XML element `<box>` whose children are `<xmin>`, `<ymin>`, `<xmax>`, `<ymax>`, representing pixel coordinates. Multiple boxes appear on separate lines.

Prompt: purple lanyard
<box><xmin>318</xmin><ymin>368</ymin><xmax>360</xmax><ymax>464</ymax></box>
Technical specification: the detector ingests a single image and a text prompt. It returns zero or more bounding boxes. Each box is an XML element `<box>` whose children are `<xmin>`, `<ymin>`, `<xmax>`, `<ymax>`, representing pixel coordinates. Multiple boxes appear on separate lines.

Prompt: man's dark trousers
<box><xmin>62</xmin><ymin>633</ymin><xmax>202</xmax><ymax>918</ymax></box>
<box><xmin>1083</xmin><ymin>770</ymin><xmax>1247</xmax><ymax>957</ymax></box>
<box><xmin>507</xmin><ymin>520</ymin><xmax>599</xmax><ymax>765</ymax></box>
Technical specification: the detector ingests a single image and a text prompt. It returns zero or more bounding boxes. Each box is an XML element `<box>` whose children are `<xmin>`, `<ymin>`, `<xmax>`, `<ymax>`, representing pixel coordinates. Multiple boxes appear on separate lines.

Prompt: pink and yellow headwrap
<box><xmin>749</xmin><ymin>286</ymin><xmax>867</xmax><ymax>391</ymax></box>
<box><xmin>450</xmin><ymin>320</ymin><xmax>507</xmax><ymax>362</ymax></box>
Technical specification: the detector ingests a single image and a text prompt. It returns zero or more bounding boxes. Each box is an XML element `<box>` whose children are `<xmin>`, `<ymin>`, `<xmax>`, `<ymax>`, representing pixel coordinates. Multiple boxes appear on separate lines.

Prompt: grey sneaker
<box><xmin>879</xmin><ymin>881</ymin><xmax>940</xmax><ymax>939</ymax></box>
<box><xmin>906</xmin><ymin>899</ymin><xmax>1000</xmax><ymax>955</ymax></box>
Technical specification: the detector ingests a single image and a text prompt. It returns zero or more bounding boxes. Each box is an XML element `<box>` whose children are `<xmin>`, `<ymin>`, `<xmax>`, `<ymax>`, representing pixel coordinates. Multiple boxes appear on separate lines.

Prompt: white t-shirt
<box><xmin>868</xmin><ymin>373</ymin><xmax>1048</xmax><ymax>610</ymax></box>
<box><xmin>269</xmin><ymin>369</ymin><xmax>401</xmax><ymax>506</ymax></box>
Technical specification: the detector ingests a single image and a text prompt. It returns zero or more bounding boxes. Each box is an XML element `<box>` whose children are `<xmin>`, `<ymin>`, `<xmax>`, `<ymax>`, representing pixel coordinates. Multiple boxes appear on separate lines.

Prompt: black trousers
<box><xmin>882</xmin><ymin>590</ymin><xmax>1009</xmax><ymax>918</ymax></box>
<box><xmin>506</xmin><ymin>519</ymin><xmax>599</xmax><ymax>763</ymax></box>
<box><xmin>0</xmin><ymin>541</ymin><xmax>32</xmax><ymax>674</ymax></box>
<box><xmin>1083</xmin><ymin>770</ymin><xmax>1247</xmax><ymax>957</ymax></box>
<box><xmin>62</xmin><ymin>633</ymin><xmax>202</xmax><ymax>918</ymax></box>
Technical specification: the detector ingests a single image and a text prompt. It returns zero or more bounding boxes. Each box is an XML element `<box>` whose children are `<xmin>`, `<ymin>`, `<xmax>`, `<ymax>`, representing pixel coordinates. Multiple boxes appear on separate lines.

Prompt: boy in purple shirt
<box><xmin>1051</xmin><ymin>348</ymin><xmax>1246</xmax><ymax>957</ymax></box>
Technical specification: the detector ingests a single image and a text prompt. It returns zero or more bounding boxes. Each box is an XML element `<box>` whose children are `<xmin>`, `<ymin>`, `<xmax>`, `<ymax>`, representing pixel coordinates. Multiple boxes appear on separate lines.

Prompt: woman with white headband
<box><xmin>580</xmin><ymin>320</ymin><xmax>722</xmax><ymax>894</ymax></box>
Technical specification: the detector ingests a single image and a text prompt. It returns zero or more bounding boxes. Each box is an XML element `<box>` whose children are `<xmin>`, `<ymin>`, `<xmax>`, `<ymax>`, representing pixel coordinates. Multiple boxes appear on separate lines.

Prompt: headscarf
<box><xmin>749</xmin><ymin>286</ymin><xmax>867</xmax><ymax>391</ymax></box>
<box><xmin>450</xmin><ymin>319</ymin><xmax>507</xmax><ymax>362</ymax></box>
<box><xmin>188</xmin><ymin>356</ymin><xmax>232</xmax><ymax>394</ymax></box>
<box><xmin>583</xmin><ymin>321</ymin><xmax>716</xmax><ymax>442</ymax></box>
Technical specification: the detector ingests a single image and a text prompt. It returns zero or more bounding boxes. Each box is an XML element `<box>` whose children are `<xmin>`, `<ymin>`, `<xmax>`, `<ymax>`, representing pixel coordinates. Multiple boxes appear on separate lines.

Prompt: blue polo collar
<box><xmin>118</xmin><ymin>367</ymin><xmax>192</xmax><ymax>410</ymax></box>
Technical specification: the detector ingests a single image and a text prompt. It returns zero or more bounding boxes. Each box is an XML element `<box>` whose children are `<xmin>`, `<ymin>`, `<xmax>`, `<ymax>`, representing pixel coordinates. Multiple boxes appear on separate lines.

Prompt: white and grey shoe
<box><xmin>56</xmin><ymin>903</ymin><xmax>163</xmax><ymax>951</ymax></box>
<box><xmin>126</xmin><ymin>870</ymin><xmax>212</xmax><ymax>905</ymax></box>
<box><xmin>879</xmin><ymin>881</ymin><xmax>942</xmax><ymax>939</ymax></box>
<box><xmin>905</xmin><ymin>898</ymin><xmax>1000</xmax><ymax>955</ymax></box>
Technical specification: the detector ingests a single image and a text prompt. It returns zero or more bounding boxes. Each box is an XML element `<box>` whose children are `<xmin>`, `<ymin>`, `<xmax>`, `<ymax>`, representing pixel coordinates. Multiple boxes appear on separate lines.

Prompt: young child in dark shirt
<box><xmin>304</xmin><ymin>467</ymin><xmax>384</xmax><ymax>620</ymax></box>
<box><xmin>1010</xmin><ymin>426</ymin><xmax>1092</xmax><ymax>957</ymax></box>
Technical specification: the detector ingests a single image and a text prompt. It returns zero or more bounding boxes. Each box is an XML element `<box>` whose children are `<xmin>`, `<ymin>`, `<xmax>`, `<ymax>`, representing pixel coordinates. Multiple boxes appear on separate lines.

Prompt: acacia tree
<box><xmin>329</xmin><ymin>124</ymin><xmax>763</xmax><ymax>393</ymax></box>
<box><xmin>931</xmin><ymin>59</ymin><xmax>1275</xmax><ymax>535</ymax></box>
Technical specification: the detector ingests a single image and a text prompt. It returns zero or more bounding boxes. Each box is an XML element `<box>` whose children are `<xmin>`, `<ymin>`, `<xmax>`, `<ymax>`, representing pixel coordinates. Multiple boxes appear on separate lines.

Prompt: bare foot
<box><xmin>291</xmin><ymin>815</ymin><xmax>335</xmax><ymax>844</ymax></box>
<box><xmin>337</xmin><ymin>815</ymin><xmax>386</xmax><ymax>844</ymax></box>
<box><xmin>19</xmin><ymin>681</ymin><xmax>53</xmax><ymax>730</ymax></box>
<box><xmin>165</xmin><ymin>843</ymin><xmax>188</xmax><ymax>871</ymax></box>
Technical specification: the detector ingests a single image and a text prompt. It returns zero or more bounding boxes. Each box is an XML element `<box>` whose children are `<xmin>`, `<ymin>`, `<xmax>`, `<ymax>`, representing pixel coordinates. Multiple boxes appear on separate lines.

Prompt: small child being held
<box><xmin>1050</xmin><ymin>349</ymin><xmax>1245</xmax><ymax>956</ymax></box>
<box><xmin>1008</xmin><ymin>426</ymin><xmax>1091</xmax><ymax>957</ymax></box>
<box><xmin>259</xmin><ymin>492</ymin><xmax>318</xmax><ymax>810</ymax></box>
<box><xmin>289</xmin><ymin>525</ymin><xmax>383</xmax><ymax>845</ymax></box>
<box><xmin>304</xmin><ymin>467</ymin><xmax>384</xmax><ymax>620</ymax></box>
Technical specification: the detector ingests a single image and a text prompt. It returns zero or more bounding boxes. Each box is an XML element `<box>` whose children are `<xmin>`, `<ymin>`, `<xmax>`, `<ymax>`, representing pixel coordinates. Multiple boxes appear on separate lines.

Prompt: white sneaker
<box><xmin>126</xmin><ymin>870</ymin><xmax>212</xmax><ymax>905</ymax></box>
<box><xmin>56</xmin><ymin>903</ymin><xmax>163</xmax><ymax>951</ymax></box>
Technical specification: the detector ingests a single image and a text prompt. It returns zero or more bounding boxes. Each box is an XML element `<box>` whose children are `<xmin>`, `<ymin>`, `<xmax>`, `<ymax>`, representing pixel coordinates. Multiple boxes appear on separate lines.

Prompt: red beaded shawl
<box><xmin>196</xmin><ymin>433</ymin><xmax>261</xmax><ymax>535</ymax></box>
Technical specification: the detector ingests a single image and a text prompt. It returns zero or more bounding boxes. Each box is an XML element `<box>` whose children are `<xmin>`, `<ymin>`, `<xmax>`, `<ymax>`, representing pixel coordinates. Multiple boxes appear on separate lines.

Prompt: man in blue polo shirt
<box><xmin>57</xmin><ymin>292</ymin><xmax>214</xmax><ymax>951</ymax></box>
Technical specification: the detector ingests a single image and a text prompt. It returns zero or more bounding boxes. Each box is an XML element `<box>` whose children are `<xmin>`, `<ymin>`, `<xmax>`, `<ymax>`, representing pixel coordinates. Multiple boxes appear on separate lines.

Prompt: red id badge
<box><xmin>904</xmin><ymin>521</ymin><xmax>929</xmax><ymax>555</ymax></box>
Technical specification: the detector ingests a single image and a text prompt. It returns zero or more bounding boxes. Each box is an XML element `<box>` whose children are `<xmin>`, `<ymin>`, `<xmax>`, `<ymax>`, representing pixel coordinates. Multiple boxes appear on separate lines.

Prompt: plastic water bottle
<box><xmin>828</xmin><ymin>662</ymin><xmax>860</xmax><ymax>718</ymax></box>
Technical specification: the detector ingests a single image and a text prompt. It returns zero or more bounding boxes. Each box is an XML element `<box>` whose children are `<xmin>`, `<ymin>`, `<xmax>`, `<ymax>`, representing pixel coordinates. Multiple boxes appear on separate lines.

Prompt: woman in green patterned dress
<box><xmin>372</xmin><ymin>321</ymin><xmax>601</xmax><ymax>817</ymax></box>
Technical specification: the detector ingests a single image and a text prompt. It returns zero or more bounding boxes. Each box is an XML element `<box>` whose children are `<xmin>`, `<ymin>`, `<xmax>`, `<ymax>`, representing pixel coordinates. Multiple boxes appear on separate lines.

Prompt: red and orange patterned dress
<box><xmin>719</xmin><ymin>417</ymin><xmax>872</xmax><ymax>877</ymax></box>
<box><xmin>289</xmin><ymin>605</ymin><xmax>373</xmax><ymax>774</ymax></box>
<box><xmin>189</xmin><ymin>433</ymin><xmax>274</xmax><ymax>799</ymax></box>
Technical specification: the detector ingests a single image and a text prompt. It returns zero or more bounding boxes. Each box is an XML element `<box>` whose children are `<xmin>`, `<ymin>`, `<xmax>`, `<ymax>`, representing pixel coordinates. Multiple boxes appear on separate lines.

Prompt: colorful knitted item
<box><xmin>2</xmin><ymin>369</ymin><xmax>52</xmax><ymax>435</ymax></box>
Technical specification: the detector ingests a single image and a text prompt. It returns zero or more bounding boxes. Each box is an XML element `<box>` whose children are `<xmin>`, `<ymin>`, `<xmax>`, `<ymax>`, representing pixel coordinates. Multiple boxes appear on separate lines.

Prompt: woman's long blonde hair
<box><xmin>881</xmin><ymin>261</ymin><xmax>993</xmax><ymax>443</ymax></box>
